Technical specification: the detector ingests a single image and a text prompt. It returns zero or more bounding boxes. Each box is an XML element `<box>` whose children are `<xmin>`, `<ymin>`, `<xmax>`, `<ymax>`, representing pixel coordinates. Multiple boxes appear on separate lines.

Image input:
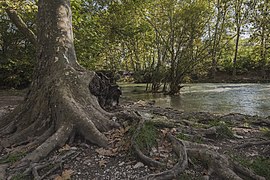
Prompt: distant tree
<box><xmin>249</xmin><ymin>0</ymin><xmax>270</xmax><ymax>79</ymax></box>
<box><xmin>145</xmin><ymin>0</ymin><xmax>210</xmax><ymax>94</ymax></box>
<box><xmin>209</xmin><ymin>0</ymin><xmax>230</xmax><ymax>79</ymax></box>
<box><xmin>231</xmin><ymin>0</ymin><xmax>250</xmax><ymax>77</ymax></box>
<box><xmin>0</xmin><ymin>1</ymin><xmax>37</xmax><ymax>88</ymax></box>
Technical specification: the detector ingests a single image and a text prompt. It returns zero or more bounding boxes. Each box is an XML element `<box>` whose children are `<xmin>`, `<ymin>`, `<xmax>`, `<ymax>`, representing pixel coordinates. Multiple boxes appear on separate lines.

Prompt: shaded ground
<box><xmin>0</xmin><ymin>90</ymin><xmax>269</xmax><ymax>179</ymax></box>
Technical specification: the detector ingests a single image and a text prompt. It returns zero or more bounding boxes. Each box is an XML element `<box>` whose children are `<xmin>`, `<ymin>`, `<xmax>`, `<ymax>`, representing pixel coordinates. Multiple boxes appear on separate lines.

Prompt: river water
<box><xmin>120</xmin><ymin>83</ymin><xmax>270</xmax><ymax>117</ymax></box>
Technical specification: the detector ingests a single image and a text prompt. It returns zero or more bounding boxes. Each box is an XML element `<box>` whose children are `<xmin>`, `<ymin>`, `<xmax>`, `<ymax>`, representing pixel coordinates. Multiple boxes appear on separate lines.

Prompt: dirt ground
<box><xmin>0</xmin><ymin>90</ymin><xmax>269</xmax><ymax>180</ymax></box>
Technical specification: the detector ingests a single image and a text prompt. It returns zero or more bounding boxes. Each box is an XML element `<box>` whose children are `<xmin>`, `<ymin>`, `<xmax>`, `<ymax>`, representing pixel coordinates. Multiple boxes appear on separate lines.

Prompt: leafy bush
<box><xmin>0</xmin><ymin>59</ymin><xmax>34</xmax><ymax>89</ymax></box>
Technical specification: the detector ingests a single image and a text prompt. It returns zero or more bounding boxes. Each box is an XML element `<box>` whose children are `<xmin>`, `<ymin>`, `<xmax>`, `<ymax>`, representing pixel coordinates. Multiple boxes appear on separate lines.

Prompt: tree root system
<box><xmin>0</xmin><ymin>97</ymin><xmax>269</xmax><ymax>179</ymax></box>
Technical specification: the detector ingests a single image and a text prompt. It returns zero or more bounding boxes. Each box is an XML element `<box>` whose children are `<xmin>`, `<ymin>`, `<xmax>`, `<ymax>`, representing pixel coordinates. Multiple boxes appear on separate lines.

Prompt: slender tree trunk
<box><xmin>260</xmin><ymin>27</ymin><xmax>266</xmax><ymax>79</ymax></box>
<box><xmin>211</xmin><ymin>0</ymin><xmax>220</xmax><ymax>80</ymax></box>
<box><xmin>233</xmin><ymin>26</ymin><xmax>240</xmax><ymax>77</ymax></box>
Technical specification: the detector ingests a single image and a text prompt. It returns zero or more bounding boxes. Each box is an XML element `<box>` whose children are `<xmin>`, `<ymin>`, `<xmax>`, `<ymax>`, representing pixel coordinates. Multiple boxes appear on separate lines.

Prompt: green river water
<box><xmin>120</xmin><ymin>83</ymin><xmax>270</xmax><ymax>117</ymax></box>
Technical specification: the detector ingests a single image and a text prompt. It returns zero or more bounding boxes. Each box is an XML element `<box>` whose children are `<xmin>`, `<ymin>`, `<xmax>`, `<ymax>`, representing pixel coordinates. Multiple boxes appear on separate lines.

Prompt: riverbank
<box><xmin>192</xmin><ymin>71</ymin><xmax>270</xmax><ymax>83</ymax></box>
<box><xmin>0</xmin><ymin>91</ymin><xmax>269</xmax><ymax>179</ymax></box>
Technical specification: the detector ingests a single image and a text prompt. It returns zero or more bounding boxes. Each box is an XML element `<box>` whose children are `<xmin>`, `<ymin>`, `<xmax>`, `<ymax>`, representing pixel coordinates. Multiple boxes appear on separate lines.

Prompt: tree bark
<box><xmin>0</xmin><ymin>0</ymin><xmax>118</xmax><ymax>165</ymax></box>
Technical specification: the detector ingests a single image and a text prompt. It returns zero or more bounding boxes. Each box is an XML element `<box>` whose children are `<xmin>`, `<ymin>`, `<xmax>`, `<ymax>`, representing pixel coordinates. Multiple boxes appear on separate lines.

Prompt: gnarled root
<box><xmin>132</xmin><ymin>114</ymin><xmax>189</xmax><ymax>179</ymax></box>
<box><xmin>235</xmin><ymin>140</ymin><xmax>270</xmax><ymax>149</ymax></box>
<box><xmin>131</xmin><ymin>111</ymin><xmax>266</xmax><ymax>180</ymax></box>
<box><xmin>131</xmin><ymin>117</ymin><xmax>165</xmax><ymax>168</ymax></box>
<box><xmin>21</xmin><ymin>150</ymin><xmax>79</xmax><ymax>180</ymax></box>
<box><xmin>22</xmin><ymin>124</ymin><xmax>73</xmax><ymax>164</ymax></box>
<box><xmin>0</xmin><ymin>70</ymin><xmax>120</xmax><ymax>178</ymax></box>
<box><xmin>142</xmin><ymin>133</ymin><xmax>188</xmax><ymax>180</ymax></box>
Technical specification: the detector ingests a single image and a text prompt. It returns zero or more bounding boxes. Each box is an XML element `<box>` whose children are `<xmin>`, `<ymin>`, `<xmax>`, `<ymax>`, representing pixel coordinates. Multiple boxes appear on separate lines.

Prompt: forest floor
<box><xmin>0</xmin><ymin>90</ymin><xmax>270</xmax><ymax>180</ymax></box>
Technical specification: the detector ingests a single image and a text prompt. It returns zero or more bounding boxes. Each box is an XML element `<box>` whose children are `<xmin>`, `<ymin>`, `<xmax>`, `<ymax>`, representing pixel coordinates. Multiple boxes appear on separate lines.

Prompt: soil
<box><xmin>0</xmin><ymin>90</ymin><xmax>269</xmax><ymax>180</ymax></box>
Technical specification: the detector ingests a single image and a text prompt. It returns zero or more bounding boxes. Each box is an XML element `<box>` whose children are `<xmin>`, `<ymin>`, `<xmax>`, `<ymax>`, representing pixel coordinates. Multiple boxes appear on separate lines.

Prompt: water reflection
<box><xmin>121</xmin><ymin>83</ymin><xmax>270</xmax><ymax>117</ymax></box>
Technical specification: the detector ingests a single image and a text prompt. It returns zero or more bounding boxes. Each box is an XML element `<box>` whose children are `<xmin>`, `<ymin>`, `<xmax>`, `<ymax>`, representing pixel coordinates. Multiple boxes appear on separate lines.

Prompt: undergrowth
<box><xmin>216</xmin><ymin>124</ymin><xmax>234</xmax><ymax>139</ymax></box>
<box><xmin>233</xmin><ymin>156</ymin><xmax>270</xmax><ymax>179</ymax></box>
<box><xmin>135</xmin><ymin>121</ymin><xmax>157</xmax><ymax>151</ymax></box>
<box><xmin>0</xmin><ymin>152</ymin><xmax>26</xmax><ymax>164</ymax></box>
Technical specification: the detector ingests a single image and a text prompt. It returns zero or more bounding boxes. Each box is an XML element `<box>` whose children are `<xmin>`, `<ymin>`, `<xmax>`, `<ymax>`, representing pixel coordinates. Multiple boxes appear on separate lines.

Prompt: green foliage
<box><xmin>1</xmin><ymin>0</ymin><xmax>269</xmax><ymax>88</ymax></box>
<box><xmin>176</xmin><ymin>132</ymin><xmax>204</xmax><ymax>144</ymax></box>
<box><xmin>216</xmin><ymin>124</ymin><xmax>234</xmax><ymax>139</ymax></box>
<box><xmin>264</xmin><ymin>131</ymin><xmax>270</xmax><ymax>138</ymax></box>
<box><xmin>176</xmin><ymin>133</ymin><xmax>190</xmax><ymax>141</ymax></box>
<box><xmin>135</xmin><ymin>121</ymin><xmax>157</xmax><ymax>151</ymax></box>
<box><xmin>0</xmin><ymin>59</ymin><xmax>34</xmax><ymax>88</ymax></box>
<box><xmin>260</xmin><ymin>128</ymin><xmax>270</xmax><ymax>138</ymax></box>
<box><xmin>0</xmin><ymin>152</ymin><xmax>26</xmax><ymax>164</ymax></box>
<box><xmin>234</xmin><ymin>156</ymin><xmax>270</xmax><ymax>180</ymax></box>
<box><xmin>11</xmin><ymin>174</ymin><xmax>30</xmax><ymax>180</ymax></box>
<box><xmin>0</xmin><ymin>1</ymin><xmax>36</xmax><ymax>88</ymax></box>
<box><xmin>177</xmin><ymin>173</ymin><xmax>193</xmax><ymax>180</ymax></box>
<box><xmin>193</xmin><ymin>136</ymin><xmax>204</xmax><ymax>144</ymax></box>
<box><xmin>208</xmin><ymin>120</ymin><xmax>234</xmax><ymax>138</ymax></box>
<box><xmin>251</xmin><ymin>157</ymin><xmax>270</xmax><ymax>179</ymax></box>
<box><xmin>208</xmin><ymin>119</ymin><xmax>224</xmax><ymax>127</ymax></box>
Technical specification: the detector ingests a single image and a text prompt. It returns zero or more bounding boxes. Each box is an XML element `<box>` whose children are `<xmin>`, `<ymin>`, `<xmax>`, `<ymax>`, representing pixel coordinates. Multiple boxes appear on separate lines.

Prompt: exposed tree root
<box><xmin>232</xmin><ymin>162</ymin><xmax>266</xmax><ymax>180</ymax></box>
<box><xmin>130</xmin><ymin>111</ymin><xmax>266</xmax><ymax>180</ymax></box>
<box><xmin>22</xmin><ymin>150</ymin><xmax>79</xmax><ymax>180</ymax></box>
<box><xmin>0</xmin><ymin>69</ymin><xmax>120</xmax><ymax>177</ymax></box>
<box><xmin>252</xmin><ymin>119</ymin><xmax>270</xmax><ymax>127</ymax></box>
<box><xmin>179</xmin><ymin>139</ymin><xmax>265</xmax><ymax>180</ymax></box>
<box><xmin>235</xmin><ymin>140</ymin><xmax>270</xmax><ymax>149</ymax></box>
<box><xmin>131</xmin><ymin>117</ymin><xmax>165</xmax><ymax>168</ymax></box>
<box><xmin>142</xmin><ymin>133</ymin><xmax>188</xmax><ymax>180</ymax></box>
<box><xmin>0</xmin><ymin>79</ymin><xmax>268</xmax><ymax>180</ymax></box>
<box><xmin>131</xmin><ymin>114</ymin><xmax>188</xmax><ymax>180</ymax></box>
<box><xmin>22</xmin><ymin>124</ymin><xmax>73</xmax><ymax>163</ymax></box>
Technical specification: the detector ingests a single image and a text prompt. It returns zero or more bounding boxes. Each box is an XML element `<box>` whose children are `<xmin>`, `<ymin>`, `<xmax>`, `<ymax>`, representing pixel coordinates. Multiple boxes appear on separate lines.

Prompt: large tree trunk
<box><xmin>0</xmin><ymin>0</ymin><xmax>118</xmax><ymax>164</ymax></box>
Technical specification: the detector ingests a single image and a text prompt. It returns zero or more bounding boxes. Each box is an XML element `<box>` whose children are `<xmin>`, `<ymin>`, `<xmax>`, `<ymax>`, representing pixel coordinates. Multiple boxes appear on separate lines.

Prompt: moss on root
<box><xmin>0</xmin><ymin>152</ymin><xmax>26</xmax><ymax>164</ymax></box>
<box><xmin>216</xmin><ymin>124</ymin><xmax>234</xmax><ymax>139</ymax></box>
<box><xmin>233</xmin><ymin>155</ymin><xmax>270</xmax><ymax>179</ymax></box>
<box><xmin>10</xmin><ymin>173</ymin><xmax>30</xmax><ymax>180</ymax></box>
<box><xmin>135</xmin><ymin>121</ymin><xmax>157</xmax><ymax>151</ymax></box>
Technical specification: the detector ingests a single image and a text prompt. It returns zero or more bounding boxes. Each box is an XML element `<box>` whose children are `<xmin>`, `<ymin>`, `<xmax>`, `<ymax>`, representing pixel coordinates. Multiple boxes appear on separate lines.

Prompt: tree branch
<box><xmin>5</xmin><ymin>5</ymin><xmax>37</xmax><ymax>46</ymax></box>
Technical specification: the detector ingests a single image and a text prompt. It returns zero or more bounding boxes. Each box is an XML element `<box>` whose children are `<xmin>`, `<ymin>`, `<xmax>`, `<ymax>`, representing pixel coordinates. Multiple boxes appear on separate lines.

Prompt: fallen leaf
<box><xmin>133</xmin><ymin>162</ymin><xmax>144</xmax><ymax>169</ymax></box>
<box><xmin>124</xmin><ymin>126</ymin><xmax>131</xmax><ymax>133</ymax></box>
<box><xmin>160</xmin><ymin>128</ymin><xmax>169</xmax><ymax>135</ymax></box>
<box><xmin>170</xmin><ymin>128</ymin><xmax>177</xmax><ymax>133</ymax></box>
<box><xmin>95</xmin><ymin>148</ymin><xmax>117</xmax><ymax>156</ymax></box>
<box><xmin>62</xmin><ymin>170</ymin><xmax>74</xmax><ymax>180</ymax></box>
<box><xmin>54</xmin><ymin>175</ymin><xmax>62</xmax><ymax>180</ymax></box>
<box><xmin>59</xmin><ymin>144</ymin><xmax>71</xmax><ymax>152</ymax></box>
<box><xmin>54</xmin><ymin>169</ymin><xmax>74</xmax><ymax>180</ymax></box>
<box><xmin>99</xmin><ymin>159</ymin><xmax>107</xmax><ymax>167</ymax></box>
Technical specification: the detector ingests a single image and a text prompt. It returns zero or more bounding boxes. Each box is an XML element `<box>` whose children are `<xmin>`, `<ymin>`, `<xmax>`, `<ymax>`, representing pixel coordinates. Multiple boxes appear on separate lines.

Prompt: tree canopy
<box><xmin>0</xmin><ymin>0</ymin><xmax>269</xmax><ymax>90</ymax></box>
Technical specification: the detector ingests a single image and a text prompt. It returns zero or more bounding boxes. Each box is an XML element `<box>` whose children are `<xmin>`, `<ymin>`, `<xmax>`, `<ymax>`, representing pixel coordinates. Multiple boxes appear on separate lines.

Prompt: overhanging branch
<box><xmin>5</xmin><ymin>5</ymin><xmax>37</xmax><ymax>46</ymax></box>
